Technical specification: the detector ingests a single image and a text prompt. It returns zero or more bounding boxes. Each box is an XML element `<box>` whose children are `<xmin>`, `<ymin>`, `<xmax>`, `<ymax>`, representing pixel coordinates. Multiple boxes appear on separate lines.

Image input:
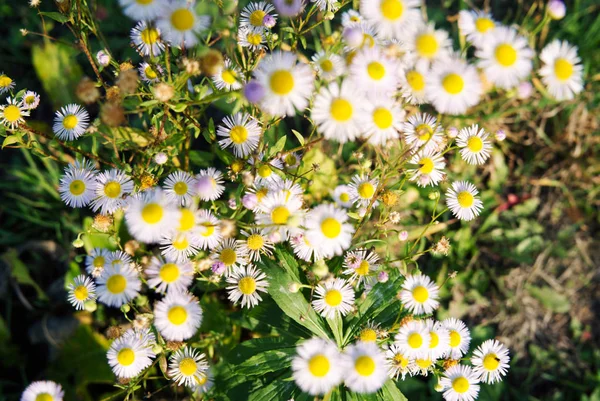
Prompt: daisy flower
<box><xmin>217</xmin><ymin>113</ymin><xmax>262</xmax><ymax>157</ymax></box>
<box><xmin>292</xmin><ymin>338</ymin><xmax>343</xmax><ymax>396</ymax></box>
<box><xmin>154</xmin><ymin>291</ymin><xmax>203</xmax><ymax>341</ymax></box>
<box><xmin>156</xmin><ymin>0</ymin><xmax>211</xmax><ymax>47</ymax></box>
<box><xmin>408</xmin><ymin>149</ymin><xmax>446</xmax><ymax>187</ymax></box>
<box><xmin>348</xmin><ymin>174</ymin><xmax>379</xmax><ymax>207</ymax></box>
<box><xmin>20</xmin><ymin>381</ymin><xmax>64</xmax><ymax>401</ymax></box>
<box><xmin>456</xmin><ymin>124</ymin><xmax>492</xmax><ymax>165</ymax></box>
<box><xmin>399</xmin><ymin>60</ymin><xmax>430</xmax><ymax>104</ymax></box>
<box><xmin>160</xmin><ymin>231</ymin><xmax>200</xmax><ymax>262</ymax></box>
<box><xmin>240</xmin><ymin>228</ymin><xmax>274</xmax><ymax>261</ymax></box>
<box><xmin>311</xmin><ymin>51</ymin><xmax>345</xmax><ymax>81</ymax></box>
<box><xmin>349</xmin><ymin>47</ymin><xmax>399</xmax><ymax>96</ymax></box>
<box><xmin>146</xmin><ymin>256</ymin><xmax>194</xmax><ymax>294</ymax></box>
<box><xmin>250</xmin><ymin>154</ymin><xmax>284</xmax><ymax>185</ymax></box>
<box><xmin>238</xmin><ymin>27</ymin><xmax>266</xmax><ymax>51</ymax></box>
<box><xmin>163</xmin><ymin>171</ymin><xmax>197</xmax><ymax>206</ymax></box>
<box><xmin>272</xmin><ymin>0</ymin><xmax>305</xmax><ymax>17</ymax></box>
<box><xmin>360</xmin><ymin>97</ymin><xmax>405</xmax><ymax>146</ymax></box>
<box><xmin>118</xmin><ymin>0</ymin><xmax>162</xmax><ymax>20</ymax></box>
<box><xmin>426</xmin><ymin>57</ymin><xmax>483</xmax><ymax>115</ymax></box>
<box><xmin>1</xmin><ymin>97</ymin><xmax>29</xmax><ymax>129</ymax></box>
<box><xmin>210</xmin><ymin>238</ymin><xmax>248</xmax><ymax>271</ymax></box>
<box><xmin>341</xmin><ymin>341</ymin><xmax>388</xmax><ymax>394</ymax></box>
<box><xmin>58</xmin><ymin>159</ymin><xmax>97</xmax><ymax>208</ymax></box>
<box><xmin>476</xmin><ymin>26</ymin><xmax>534</xmax><ymax>90</ymax></box>
<box><xmin>407</xmin><ymin>23</ymin><xmax>452</xmax><ymax>63</ymax></box>
<box><xmin>342</xmin><ymin>10</ymin><xmax>363</xmax><ymax>27</ymax></box>
<box><xmin>130</xmin><ymin>21</ymin><xmax>165</xmax><ymax>57</ymax></box>
<box><xmin>342</xmin><ymin>249</ymin><xmax>379</xmax><ymax>286</ymax></box>
<box><xmin>395</xmin><ymin>320</ymin><xmax>431</xmax><ymax>359</ymax></box>
<box><xmin>96</xmin><ymin>263</ymin><xmax>141</xmax><ymax>308</ymax></box>
<box><xmin>194</xmin><ymin>167</ymin><xmax>225</xmax><ymax>201</ymax></box>
<box><xmin>226</xmin><ymin>264</ymin><xmax>269</xmax><ymax>308</ymax></box>
<box><xmin>440</xmin><ymin>364</ymin><xmax>480</xmax><ymax>401</ymax></box>
<box><xmin>239</xmin><ymin>1</ymin><xmax>277</xmax><ymax>33</ymax></box>
<box><xmin>446</xmin><ymin>181</ymin><xmax>483</xmax><ymax>221</ymax></box>
<box><xmin>67</xmin><ymin>275</ymin><xmax>96</xmax><ymax>310</ymax></box>
<box><xmin>312</xmin><ymin>81</ymin><xmax>365</xmax><ymax>144</ymax></box>
<box><xmin>358</xmin><ymin>322</ymin><xmax>380</xmax><ymax>343</ymax></box>
<box><xmin>21</xmin><ymin>90</ymin><xmax>41</xmax><ymax>110</ymax></box>
<box><xmin>53</xmin><ymin>104</ymin><xmax>90</xmax><ymax>141</ymax></box>
<box><xmin>385</xmin><ymin>343</ymin><xmax>415</xmax><ymax>380</ymax></box>
<box><xmin>403</xmin><ymin>113</ymin><xmax>444</xmax><ymax>152</ymax></box>
<box><xmin>312</xmin><ymin>0</ymin><xmax>339</xmax><ymax>12</ymax></box>
<box><xmin>168</xmin><ymin>347</ymin><xmax>209</xmax><ymax>388</ymax></box>
<box><xmin>107</xmin><ymin>331</ymin><xmax>155</xmax><ymax>378</ymax></box>
<box><xmin>442</xmin><ymin>318</ymin><xmax>472</xmax><ymax>360</ymax></box>
<box><xmin>360</xmin><ymin>0</ymin><xmax>421</xmax><ymax>40</ymax></box>
<box><xmin>400</xmin><ymin>274</ymin><xmax>440</xmax><ymax>315</ymax></box>
<box><xmin>139</xmin><ymin>62</ymin><xmax>162</xmax><ymax>84</ymax></box>
<box><xmin>312</xmin><ymin>278</ymin><xmax>355</xmax><ymax>319</ymax></box>
<box><xmin>191</xmin><ymin>368</ymin><xmax>214</xmax><ymax>395</ymax></box>
<box><xmin>471</xmin><ymin>339</ymin><xmax>510</xmax><ymax>384</ymax></box>
<box><xmin>176</xmin><ymin>206</ymin><xmax>200</xmax><ymax>234</ymax></box>
<box><xmin>125</xmin><ymin>188</ymin><xmax>180</xmax><ymax>243</ymax></box>
<box><xmin>290</xmin><ymin>232</ymin><xmax>324</xmax><ymax>262</ymax></box>
<box><xmin>91</xmin><ymin>169</ymin><xmax>134</xmax><ymax>215</ymax></box>
<box><xmin>458</xmin><ymin>10</ymin><xmax>497</xmax><ymax>48</ymax></box>
<box><xmin>424</xmin><ymin>319</ymin><xmax>451</xmax><ymax>360</ymax></box>
<box><xmin>343</xmin><ymin>22</ymin><xmax>381</xmax><ymax>51</ymax></box>
<box><xmin>255</xmin><ymin>190</ymin><xmax>304</xmax><ymax>239</ymax></box>
<box><xmin>196</xmin><ymin>210</ymin><xmax>222</xmax><ymax>250</ymax></box>
<box><xmin>539</xmin><ymin>40</ymin><xmax>584</xmax><ymax>101</ymax></box>
<box><xmin>212</xmin><ymin>59</ymin><xmax>244</xmax><ymax>91</ymax></box>
<box><xmin>106</xmin><ymin>250</ymin><xmax>133</xmax><ymax>267</ymax></box>
<box><xmin>305</xmin><ymin>204</ymin><xmax>354</xmax><ymax>258</ymax></box>
<box><xmin>272</xmin><ymin>179</ymin><xmax>304</xmax><ymax>200</ymax></box>
<box><xmin>85</xmin><ymin>247</ymin><xmax>111</xmax><ymax>274</ymax></box>
<box><xmin>0</xmin><ymin>72</ymin><xmax>15</xmax><ymax>94</ymax></box>
<box><xmin>253</xmin><ymin>51</ymin><xmax>314</xmax><ymax>116</ymax></box>
<box><xmin>332</xmin><ymin>185</ymin><xmax>353</xmax><ymax>208</ymax></box>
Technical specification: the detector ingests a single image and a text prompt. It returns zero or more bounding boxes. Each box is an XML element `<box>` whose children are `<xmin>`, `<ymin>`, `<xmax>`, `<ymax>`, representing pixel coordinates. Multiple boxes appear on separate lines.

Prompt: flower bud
<box><xmin>263</xmin><ymin>14</ymin><xmax>276</xmax><ymax>28</ymax></box>
<box><xmin>154</xmin><ymin>152</ymin><xmax>168</xmax><ymax>165</ymax></box>
<box><xmin>120</xmin><ymin>304</ymin><xmax>131</xmax><ymax>313</ymax></box>
<box><xmin>96</xmin><ymin>50</ymin><xmax>110</xmax><ymax>67</ymax></box>
<box><xmin>288</xmin><ymin>282</ymin><xmax>301</xmax><ymax>293</ymax></box>
<box><xmin>548</xmin><ymin>0</ymin><xmax>566</xmax><ymax>20</ymax></box>
<box><xmin>242</xmin><ymin>194</ymin><xmax>258</xmax><ymax>210</ymax></box>
<box><xmin>399</xmin><ymin>230</ymin><xmax>408</xmax><ymax>241</ymax></box>
<box><xmin>243</xmin><ymin>80</ymin><xmax>265</xmax><ymax>104</ymax></box>
<box><xmin>72</xmin><ymin>238</ymin><xmax>85</xmax><ymax>248</ymax></box>
<box><xmin>447</xmin><ymin>127</ymin><xmax>458</xmax><ymax>139</ymax></box>
<box><xmin>312</xmin><ymin>260</ymin><xmax>329</xmax><ymax>278</ymax></box>
<box><xmin>84</xmin><ymin>300</ymin><xmax>97</xmax><ymax>312</ymax></box>
<box><xmin>495</xmin><ymin>129</ymin><xmax>506</xmax><ymax>141</ymax></box>
<box><xmin>517</xmin><ymin>81</ymin><xmax>533</xmax><ymax>99</ymax></box>
<box><xmin>343</xmin><ymin>27</ymin><xmax>363</xmax><ymax>48</ymax></box>
<box><xmin>377</xmin><ymin>271</ymin><xmax>389</xmax><ymax>283</ymax></box>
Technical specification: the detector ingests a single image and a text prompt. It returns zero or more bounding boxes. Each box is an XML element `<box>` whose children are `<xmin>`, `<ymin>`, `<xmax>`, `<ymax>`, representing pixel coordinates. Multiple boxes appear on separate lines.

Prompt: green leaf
<box><xmin>39</xmin><ymin>11</ymin><xmax>70</xmax><ymax>23</ymax></box>
<box><xmin>2</xmin><ymin>135</ymin><xmax>20</xmax><ymax>148</ymax></box>
<box><xmin>291</xmin><ymin>129</ymin><xmax>305</xmax><ymax>146</ymax></box>
<box><xmin>269</xmin><ymin>135</ymin><xmax>287</xmax><ymax>157</ymax></box>
<box><xmin>378</xmin><ymin>380</ymin><xmax>407</xmax><ymax>401</ymax></box>
<box><xmin>2</xmin><ymin>248</ymin><xmax>47</xmax><ymax>300</ymax></box>
<box><xmin>527</xmin><ymin>285</ymin><xmax>570</xmax><ymax>313</ymax></box>
<box><xmin>326</xmin><ymin>315</ymin><xmax>344</xmax><ymax>347</ymax></box>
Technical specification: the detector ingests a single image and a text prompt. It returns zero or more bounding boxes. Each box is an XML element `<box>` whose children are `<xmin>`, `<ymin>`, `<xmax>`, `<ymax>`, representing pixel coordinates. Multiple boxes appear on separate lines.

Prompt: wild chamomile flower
<box><xmin>168</xmin><ymin>347</ymin><xmax>209</xmax><ymax>388</ymax></box>
<box><xmin>440</xmin><ymin>365</ymin><xmax>480</xmax><ymax>401</ymax></box>
<box><xmin>212</xmin><ymin>59</ymin><xmax>244</xmax><ymax>91</ymax></box>
<box><xmin>255</xmin><ymin>190</ymin><xmax>304</xmax><ymax>239</ymax></box>
<box><xmin>342</xmin><ymin>10</ymin><xmax>363</xmax><ymax>27</ymax></box>
<box><xmin>58</xmin><ymin>159</ymin><xmax>97</xmax><ymax>208</ymax></box>
<box><xmin>311</xmin><ymin>51</ymin><xmax>345</xmax><ymax>81</ymax></box>
<box><xmin>312</xmin><ymin>278</ymin><xmax>355</xmax><ymax>319</ymax></box>
<box><xmin>292</xmin><ymin>338</ymin><xmax>343</xmax><ymax>396</ymax></box>
<box><xmin>305</xmin><ymin>204</ymin><xmax>354</xmax><ymax>258</ymax></box>
<box><xmin>163</xmin><ymin>171</ymin><xmax>196</xmax><ymax>206</ymax></box>
<box><xmin>139</xmin><ymin>62</ymin><xmax>162</xmax><ymax>84</ymax></box>
<box><xmin>156</xmin><ymin>0</ymin><xmax>211</xmax><ymax>47</ymax></box>
<box><xmin>146</xmin><ymin>256</ymin><xmax>194</xmax><ymax>294</ymax></box>
<box><xmin>349</xmin><ymin>47</ymin><xmax>399</xmax><ymax>96</ymax></box>
<box><xmin>360</xmin><ymin>97</ymin><xmax>405</xmax><ymax>146</ymax></box>
<box><xmin>240</xmin><ymin>228</ymin><xmax>274</xmax><ymax>261</ymax></box>
<box><xmin>191</xmin><ymin>368</ymin><xmax>214</xmax><ymax>395</ymax></box>
<box><xmin>96</xmin><ymin>263</ymin><xmax>141</xmax><ymax>308</ymax></box>
<box><xmin>194</xmin><ymin>167</ymin><xmax>225</xmax><ymax>201</ymax></box>
<box><xmin>385</xmin><ymin>343</ymin><xmax>415</xmax><ymax>380</ymax></box>
<box><xmin>217</xmin><ymin>112</ymin><xmax>262</xmax><ymax>157</ymax></box>
<box><xmin>240</xmin><ymin>2</ymin><xmax>277</xmax><ymax>33</ymax></box>
<box><xmin>342</xmin><ymin>249</ymin><xmax>379</xmax><ymax>286</ymax></box>
<box><xmin>0</xmin><ymin>97</ymin><xmax>29</xmax><ymax>129</ymax></box>
<box><xmin>471</xmin><ymin>339</ymin><xmax>510</xmax><ymax>384</ymax></box>
<box><xmin>280</xmin><ymin>152</ymin><xmax>301</xmax><ymax>169</ymax></box>
<box><xmin>424</xmin><ymin>319</ymin><xmax>451</xmax><ymax>360</ymax></box>
<box><xmin>343</xmin><ymin>22</ymin><xmax>380</xmax><ymax>51</ymax></box>
<box><xmin>154</xmin><ymin>291</ymin><xmax>203</xmax><ymax>341</ymax></box>
<box><xmin>253</xmin><ymin>51</ymin><xmax>315</xmax><ymax>117</ymax></box>
<box><xmin>539</xmin><ymin>40</ymin><xmax>584</xmax><ymax>101</ymax></box>
<box><xmin>130</xmin><ymin>21</ymin><xmax>165</xmax><ymax>57</ymax></box>
<box><xmin>21</xmin><ymin>90</ymin><xmax>41</xmax><ymax>110</ymax></box>
<box><xmin>272</xmin><ymin>179</ymin><xmax>304</xmax><ymax>201</ymax></box>
<box><xmin>85</xmin><ymin>247</ymin><xmax>111</xmax><ymax>274</ymax></box>
<box><xmin>400</xmin><ymin>274</ymin><xmax>440</xmax><ymax>315</ymax></box>
<box><xmin>348</xmin><ymin>174</ymin><xmax>379</xmax><ymax>207</ymax></box>
<box><xmin>341</xmin><ymin>341</ymin><xmax>388</xmax><ymax>394</ymax></box>
<box><xmin>426</xmin><ymin>57</ymin><xmax>483</xmax><ymax>115</ymax></box>
<box><xmin>226</xmin><ymin>264</ymin><xmax>269</xmax><ymax>308</ymax></box>
<box><xmin>312</xmin><ymin>0</ymin><xmax>339</xmax><ymax>12</ymax></box>
<box><xmin>91</xmin><ymin>169</ymin><xmax>134</xmax><ymax>214</ymax></box>
<box><xmin>67</xmin><ymin>275</ymin><xmax>96</xmax><ymax>310</ymax></box>
<box><xmin>332</xmin><ymin>184</ymin><xmax>353</xmax><ymax>208</ymax></box>
<box><xmin>360</xmin><ymin>0</ymin><xmax>421</xmax><ymax>40</ymax></box>
<box><xmin>290</xmin><ymin>232</ymin><xmax>324</xmax><ymax>262</ymax></box>
<box><xmin>21</xmin><ymin>381</ymin><xmax>64</xmax><ymax>401</ymax></box>
<box><xmin>106</xmin><ymin>250</ymin><xmax>133</xmax><ymax>267</ymax></box>
<box><xmin>407</xmin><ymin>23</ymin><xmax>452</xmax><ymax>63</ymax></box>
<box><xmin>107</xmin><ymin>331</ymin><xmax>155</xmax><ymax>379</ymax></box>
<box><xmin>312</xmin><ymin>81</ymin><xmax>365</xmax><ymax>143</ymax></box>
<box><xmin>399</xmin><ymin>59</ymin><xmax>430</xmax><ymax>104</ymax></box>
<box><xmin>476</xmin><ymin>26</ymin><xmax>534</xmax><ymax>90</ymax></box>
<box><xmin>458</xmin><ymin>10</ymin><xmax>497</xmax><ymax>48</ymax></box>
<box><xmin>196</xmin><ymin>210</ymin><xmax>222</xmax><ymax>250</ymax></box>
<box><xmin>395</xmin><ymin>320</ymin><xmax>432</xmax><ymax>359</ymax></box>
<box><xmin>413</xmin><ymin>356</ymin><xmax>436</xmax><ymax>376</ymax></box>
<box><xmin>210</xmin><ymin>238</ymin><xmax>248</xmax><ymax>271</ymax></box>
<box><xmin>125</xmin><ymin>188</ymin><xmax>180</xmax><ymax>243</ymax></box>
<box><xmin>238</xmin><ymin>27</ymin><xmax>266</xmax><ymax>51</ymax></box>
<box><xmin>403</xmin><ymin>113</ymin><xmax>444</xmax><ymax>152</ymax></box>
<box><xmin>160</xmin><ymin>231</ymin><xmax>200</xmax><ymax>262</ymax></box>
<box><xmin>408</xmin><ymin>149</ymin><xmax>446</xmax><ymax>187</ymax></box>
<box><xmin>446</xmin><ymin>181</ymin><xmax>483</xmax><ymax>221</ymax></box>
<box><xmin>177</xmin><ymin>206</ymin><xmax>202</xmax><ymax>234</ymax></box>
<box><xmin>249</xmin><ymin>154</ymin><xmax>284</xmax><ymax>185</ymax></box>
<box><xmin>53</xmin><ymin>104</ymin><xmax>90</xmax><ymax>141</ymax></box>
<box><xmin>456</xmin><ymin>124</ymin><xmax>492</xmax><ymax>165</ymax></box>
<box><xmin>0</xmin><ymin>72</ymin><xmax>15</xmax><ymax>94</ymax></box>
<box><xmin>118</xmin><ymin>0</ymin><xmax>162</xmax><ymax>20</ymax></box>
<box><xmin>442</xmin><ymin>318</ymin><xmax>472</xmax><ymax>359</ymax></box>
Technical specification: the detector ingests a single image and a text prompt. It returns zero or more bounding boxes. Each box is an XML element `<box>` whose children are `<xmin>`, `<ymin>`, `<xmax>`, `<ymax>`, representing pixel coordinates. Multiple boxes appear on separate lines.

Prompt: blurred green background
<box><xmin>0</xmin><ymin>0</ymin><xmax>599</xmax><ymax>400</ymax></box>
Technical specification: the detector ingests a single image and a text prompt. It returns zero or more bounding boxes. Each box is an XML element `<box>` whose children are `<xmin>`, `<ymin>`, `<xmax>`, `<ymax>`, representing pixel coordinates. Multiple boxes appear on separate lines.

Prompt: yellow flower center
<box><xmin>362</xmin><ymin>34</ymin><xmax>376</xmax><ymax>48</ymax></box>
<box><xmin>141</xmin><ymin>27</ymin><xmax>159</xmax><ymax>44</ymax></box>
<box><xmin>271</xmin><ymin>206</ymin><xmax>290</xmax><ymax>225</ymax></box>
<box><xmin>356</xmin><ymin>260</ymin><xmax>370</xmax><ymax>276</ymax></box>
<box><xmin>358</xmin><ymin>182</ymin><xmax>375</xmax><ymax>199</ymax></box>
<box><xmin>457</xmin><ymin>191</ymin><xmax>474</xmax><ymax>208</ymax></box>
<box><xmin>249</xmin><ymin>10</ymin><xmax>266</xmax><ymax>26</ymax></box>
<box><xmin>104</xmin><ymin>181</ymin><xmax>121</xmax><ymax>198</ymax></box>
<box><xmin>339</xmin><ymin>192</ymin><xmax>350</xmax><ymax>202</ymax></box>
<box><xmin>160</xmin><ymin>263</ymin><xmax>180</xmax><ymax>283</ymax></box>
<box><xmin>247</xmin><ymin>33</ymin><xmax>263</xmax><ymax>46</ymax></box>
<box><xmin>495</xmin><ymin>43</ymin><xmax>517</xmax><ymax>67</ymax></box>
<box><xmin>412</xmin><ymin>285</ymin><xmax>429</xmax><ymax>303</ymax></box>
<box><xmin>354</xmin><ymin>355</ymin><xmax>376</xmax><ymax>376</ymax></box>
<box><xmin>141</xmin><ymin>203</ymin><xmax>164</xmax><ymax>224</ymax></box>
<box><xmin>407</xmin><ymin>333</ymin><xmax>423</xmax><ymax>349</ymax></box>
<box><xmin>144</xmin><ymin>66</ymin><xmax>158</xmax><ymax>80</ymax></box>
<box><xmin>179</xmin><ymin>357</ymin><xmax>197</xmax><ymax>375</ymax></box>
<box><xmin>416</xmin><ymin>124</ymin><xmax>433</xmax><ymax>141</ymax></box>
<box><xmin>200</xmin><ymin>222</ymin><xmax>215</xmax><ymax>237</ymax></box>
<box><xmin>257</xmin><ymin>164</ymin><xmax>272</xmax><ymax>178</ymax></box>
<box><xmin>220</xmin><ymin>248</ymin><xmax>237</xmax><ymax>266</ymax></box>
<box><xmin>449</xmin><ymin>330</ymin><xmax>461</xmax><ymax>347</ymax></box>
<box><xmin>0</xmin><ymin>75</ymin><xmax>13</xmax><ymax>88</ymax></box>
<box><xmin>321</xmin><ymin>217</ymin><xmax>341</xmax><ymax>238</ymax></box>
<box><xmin>452</xmin><ymin>377</ymin><xmax>469</xmax><ymax>393</ymax></box>
<box><xmin>168</xmin><ymin>305</ymin><xmax>188</xmax><ymax>325</ymax></box>
<box><xmin>173</xmin><ymin>181</ymin><xmax>188</xmax><ymax>195</ymax></box>
<box><xmin>270</xmin><ymin>70</ymin><xmax>294</xmax><ymax>95</ymax></box>
<box><xmin>117</xmin><ymin>348</ymin><xmax>135</xmax><ymax>366</ymax></box>
<box><xmin>442</xmin><ymin>73</ymin><xmax>465</xmax><ymax>94</ymax></box>
<box><xmin>380</xmin><ymin>0</ymin><xmax>403</xmax><ymax>20</ymax></box>
<box><xmin>360</xmin><ymin>328</ymin><xmax>377</xmax><ymax>342</ymax></box>
<box><xmin>330</xmin><ymin>98</ymin><xmax>353</xmax><ymax>122</ymax></box>
<box><xmin>69</xmin><ymin>179</ymin><xmax>86</xmax><ymax>196</ymax></box>
<box><xmin>419</xmin><ymin>157</ymin><xmax>434</xmax><ymax>174</ymax></box>
<box><xmin>308</xmin><ymin>354</ymin><xmax>330</xmax><ymax>377</ymax></box>
<box><xmin>25</xmin><ymin>95</ymin><xmax>36</xmax><ymax>105</ymax></box>
<box><xmin>3</xmin><ymin>105</ymin><xmax>21</xmax><ymax>122</ymax></box>
<box><xmin>554</xmin><ymin>58</ymin><xmax>573</xmax><ymax>81</ymax></box>
<box><xmin>373</xmin><ymin>107</ymin><xmax>393</xmax><ymax>129</ymax></box>
<box><xmin>416</xmin><ymin>358</ymin><xmax>432</xmax><ymax>369</ymax></box>
<box><xmin>229</xmin><ymin>125</ymin><xmax>248</xmax><ymax>144</ymax></box>
<box><xmin>74</xmin><ymin>285</ymin><xmax>89</xmax><ymax>300</ymax></box>
<box><xmin>171</xmin><ymin>9</ymin><xmax>195</xmax><ymax>31</ymax></box>
<box><xmin>62</xmin><ymin>114</ymin><xmax>79</xmax><ymax>130</ymax></box>
<box><xmin>406</xmin><ymin>70</ymin><xmax>425</xmax><ymax>91</ymax></box>
<box><xmin>429</xmin><ymin>332</ymin><xmax>439</xmax><ymax>348</ymax></box>
<box><xmin>238</xmin><ymin>276</ymin><xmax>257</xmax><ymax>295</ymax></box>
<box><xmin>35</xmin><ymin>394</ymin><xmax>53</xmax><ymax>401</ymax></box>
<box><xmin>222</xmin><ymin>69</ymin><xmax>237</xmax><ymax>84</ymax></box>
<box><xmin>136</xmin><ymin>0</ymin><xmax>154</xmax><ymax>4</ymax></box>
<box><xmin>367</xmin><ymin>61</ymin><xmax>386</xmax><ymax>80</ymax></box>
<box><xmin>467</xmin><ymin>136</ymin><xmax>483</xmax><ymax>152</ymax></box>
<box><xmin>483</xmin><ymin>353</ymin><xmax>500</xmax><ymax>370</ymax></box>
<box><xmin>106</xmin><ymin>274</ymin><xmax>126</xmax><ymax>294</ymax></box>
<box><xmin>475</xmin><ymin>17</ymin><xmax>494</xmax><ymax>33</ymax></box>
<box><xmin>320</xmin><ymin>59</ymin><xmax>334</xmax><ymax>72</ymax></box>
<box><xmin>324</xmin><ymin>289</ymin><xmax>342</xmax><ymax>306</ymax></box>
<box><xmin>416</xmin><ymin>33</ymin><xmax>439</xmax><ymax>58</ymax></box>
<box><xmin>195</xmin><ymin>375</ymin><xmax>207</xmax><ymax>385</ymax></box>
<box><xmin>246</xmin><ymin>234</ymin><xmax>264</xmax><ymax>250</ymax></box>
<box><xmin>179</xmin><ymin>209</ymin><xmax>195</xmax><ymax>231</ymax></box>
<box><xmin>394</xmin><ymin>353</ymin><xmax>409</xmax><ymax>368</ymax></box>
<box><xmin>172</xmin><ymin>235</ymin><xmax>189</xmax><ymax>251</ymax></box>
<box><xmin>93</xmin><ymin>256</ymin><xmax>105</xmax><ymax>267</ymax></box>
